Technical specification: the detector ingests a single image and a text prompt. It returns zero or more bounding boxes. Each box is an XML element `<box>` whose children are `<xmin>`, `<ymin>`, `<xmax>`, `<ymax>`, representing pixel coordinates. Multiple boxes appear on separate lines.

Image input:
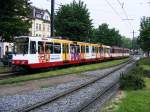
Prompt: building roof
<box><xmin>31</xmin><ymin>6</ymin><xmax>51</xmax><ymax>22</ymax></box>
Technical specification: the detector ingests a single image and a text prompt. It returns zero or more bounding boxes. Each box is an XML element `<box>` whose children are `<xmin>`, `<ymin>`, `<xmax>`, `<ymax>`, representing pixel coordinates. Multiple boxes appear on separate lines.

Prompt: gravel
<box><xmin>30</xmin><ymin>62</ymin><xmax>134</xmax><ymax>112</ymax></box>
<box><xmin>0</xmin><ymin>61</ymin><xmax>135</xmax><ymax>112</ymax></box>
<box><xmin>81</xmin><ymin>84</ymin><xmax>119</xmax><ymax>112</ymax></box>
<box><xmin>0</xmin><ymin>78</ymin><xmax>91</xmax><ymax>112</ymax></box>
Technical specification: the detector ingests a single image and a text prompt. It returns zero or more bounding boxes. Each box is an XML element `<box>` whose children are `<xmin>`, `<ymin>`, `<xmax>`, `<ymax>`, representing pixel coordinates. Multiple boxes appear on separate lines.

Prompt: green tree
<box><xmin>132</xmin><ymin>37</ymin><xmax>140</xmax><ymax>50</ymax></box>
<box><xmin>138</xmin><ymin>17</ymin><xmax>150</xmax><ymax>55</ymax></box>
<box><xmin>0</xmin><ymin>0</ymin><xmax>32</xmax><ymax>41</ymax></box>
<box><xmin>55</xmin><ymin>0</ymin><xmax>92</xmax><ymax>41</ymax></box>
<box><xmin>121</xmin><ymin>36</ymin><xmax>132</xmax><ymax>49</ymax></box>
<box><xmin>91</xmin><ymin>23</ymin><xmax>122</xmax><ymax>46</ymax></box>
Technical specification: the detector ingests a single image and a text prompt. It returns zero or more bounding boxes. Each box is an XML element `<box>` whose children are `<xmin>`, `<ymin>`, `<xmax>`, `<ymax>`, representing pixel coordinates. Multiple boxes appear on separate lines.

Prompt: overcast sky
<box><xmin>30</xmin><ymin>0</ymin><xmax>150</xmax><ymax>38</ymax></box>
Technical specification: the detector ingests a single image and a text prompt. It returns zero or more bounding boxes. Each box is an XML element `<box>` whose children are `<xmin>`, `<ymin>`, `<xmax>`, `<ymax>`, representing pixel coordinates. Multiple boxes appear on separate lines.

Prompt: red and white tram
<box><xmin>12</xmin><ymin>36</ymin><xmax>130</xmax><ymax>69</ymax></box>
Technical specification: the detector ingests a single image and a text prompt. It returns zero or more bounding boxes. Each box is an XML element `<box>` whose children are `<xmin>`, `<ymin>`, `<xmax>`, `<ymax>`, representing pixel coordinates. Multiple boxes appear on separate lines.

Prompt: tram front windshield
<box><xmin>14</xmin><ymin>38</ymin><xmax>29</xmax><ymax>54</ymax></box>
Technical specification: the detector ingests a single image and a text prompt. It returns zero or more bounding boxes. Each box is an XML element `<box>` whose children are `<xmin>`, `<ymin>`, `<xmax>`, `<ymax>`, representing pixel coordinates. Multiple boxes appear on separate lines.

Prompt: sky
<box><xmin>30</xmin><ymin>0</ymin><xmax>150</xmax><ymax>38</ymax></box>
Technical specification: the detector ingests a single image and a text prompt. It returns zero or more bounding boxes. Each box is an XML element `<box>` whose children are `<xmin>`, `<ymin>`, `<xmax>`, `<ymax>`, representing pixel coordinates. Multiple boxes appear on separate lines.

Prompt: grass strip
<box><xmin>116</xmin><ymin>78</ymin><xmax>150</xmax><ymax>112</ymax></box>
<box><xmin>0</xmin><ymin>58</ymin><xmax>129</xmax><ymax>85</ymax></box>
<box><xmin>0</xmin><ymin>66</ymin><xmax>12</xmax><ymax>73</ymax></box>
<box><xmin>101</xmin><ymin>57</ymin><xmax>150</xmax><ymax>112</ymax></box>
<box><xmin>101</xmin><ymin>78</ymin><xmax>150</xmax><ymax>112</ymax></box>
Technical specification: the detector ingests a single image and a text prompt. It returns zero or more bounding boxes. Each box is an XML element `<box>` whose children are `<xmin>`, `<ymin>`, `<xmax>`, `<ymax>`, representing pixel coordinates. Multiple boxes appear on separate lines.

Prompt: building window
<box><xmin>47</xmin><ymin>25</ymin><xmax>49</xmax><ymax>31</ymax></box>
<box><xmin>45</xmin><ymin>15</ymin><xmax>48</xmax><ymax>20</ymax></box>
<box><xmin>43</xmin><ymin>24</ymin><xmax>45</xmax><ymax>31</ymax></box>
<box><xmin>35</xmin><ymin>14</ymin><xmax>42</xmax><ymax>18</ymax></box>
<box><xmin>39</xmin><ymin>24</ymin><xmax>41</xmax><ymax>31</ymax></box>
<box><xmin>36</xmin><ymin>23</ymin><xmax>38</xmax><ymax>31</ymax></box>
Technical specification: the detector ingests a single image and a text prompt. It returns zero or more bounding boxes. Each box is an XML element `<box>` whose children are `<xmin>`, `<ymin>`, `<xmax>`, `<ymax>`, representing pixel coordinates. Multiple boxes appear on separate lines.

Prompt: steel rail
<box><xmin>77</xmin><ymin>82</ymin><xmax>119</xmax><ymax>112</ymax></box>
<box><xmin>15</xmin><ymin>59</ymin><xmax>133</xmax><ymax>112</ymax></box>
<box><xmin>0</xmin><ymin>72</ymin><xmax>22</xmax><ymax>80</ymax></box>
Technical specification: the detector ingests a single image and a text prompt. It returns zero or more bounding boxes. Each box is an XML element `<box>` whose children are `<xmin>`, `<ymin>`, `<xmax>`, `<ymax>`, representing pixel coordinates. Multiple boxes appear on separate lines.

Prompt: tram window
<box><xmin>70</xmin><ymin>44</ymin><xmax>79</xmax><ymax>54</ymax></box>
<box><xmin>92</xmin><ymin>46</ymin><xmax>94</xmax><ymax>53</ymax></box>
<box><xmin>45</xmin><ymin>42</ymin><xmax>53</xmax><ymax>54</ymax></box>
<box><xmin>66</xmin><ymin>45</ymin><xmax>69</xmax><ymax>53</ymax></box>
<box><xmin>104</xmin><ymin>48</ymin><xmax>106</xmax><ymax>53</ymax></box>
<box><xmin>38</xmin><ymin>42</ymin><xmax>44</xmax><ymax>54</ymax></box>
<box><xmin>99</xmin><ymin>48</ymin><xmax>103</xmax><ymax>54</ymax></box>
<box><xmin>96</xmin><ymin>47</ymin><xmax>98</xmax><ymax>53</ymax></box>
<box><xmin>14</xmin><ymin>38</ymin><xmax>29</xmax><ymax>54</ymax></box>
<box><xmin>112</xmin><ymin>48</ymin><xmax>114</xmax><ymax>53</ymax></box>
<box><xmin>92</xmin><ymin>46</ymin><xmax>96</xmax><ymax>53</ymax></box>
<box><xmin>108</xmin><ymin>48</ymin><xmax>110</xmax><ymax>53</ymax></box>
<box><xmin>70</xmin><ymin>44</ymin><xmax>74</xmax><ymax>54</ymax></box>
<box><xmin>30</xmin><ymin>41</ymin><xmax>36</xmax><ymax>54</ymax></box>
<box><xmin>86</xmin><ymin>46</ymin><xmax>89</xmax><ymax>53</ymax></box>
<box><xmin>63</xmin><ymin>44</ymin><xmax>65</xmax><ymax>53</ymax></box>
<box><xmin>104</xmin><ymin>48</ymin><xmax>109</xmax><ymax>53</ymax></box>
<box><xmin>81</xmin><ymin>46</ymin><xmax>85</xmax><ymax>53</ymax></box>
<box><xmin>110</xmin><ymin>48</ymin><xmax>112</xmax><ymax>53</ymax></box>
<box><xmin>115</xmin><ymin>49</ymin><xmax>117</xmax><ymax>53</ymax></box>
<box><xmin>53</xmin><ymin>43</ymin><xmax>61</xmax><ymax>54</ymax></box>
<box><xmin>5</xmin><ymin>46</ymin><xmax>8</xmax><ymax>53</ymax></box>
<box><xmin>77</xmin><ymin>45</ymin><xmax>80</xmax><ymax>53</ymax></box>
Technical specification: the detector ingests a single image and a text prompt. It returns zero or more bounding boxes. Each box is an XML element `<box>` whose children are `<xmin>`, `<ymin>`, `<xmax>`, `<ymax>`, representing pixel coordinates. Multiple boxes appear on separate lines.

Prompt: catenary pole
<box><xmin>51</xmin><ymin>0</ymin><xmax>55</xmax><ymax>37</ymax></box>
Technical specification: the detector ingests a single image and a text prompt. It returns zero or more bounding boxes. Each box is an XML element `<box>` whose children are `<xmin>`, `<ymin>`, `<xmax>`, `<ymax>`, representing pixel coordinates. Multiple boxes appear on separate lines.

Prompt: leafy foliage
<box><xmin>0</xmin><ymin>0</ymin><xmax>32</xmax><ymax>41</ymax></box>
<box><xmin>138</xmin><ymin>17</ymin><xmax>150</xmax><ymax>53</ymax></box>
<box><xmin>138</xmin><ymin>57</ymin><xmax>150</xmax><ymax>77</ymax></box>
<box><xmin>120</xmin><ymin>65</ymin><xmax>145</xmax><ymax>90</ymax></box>
<box><xmin>138</xmin><ymin>57</ymin><xmax>150</xmax><ymax>66</ymax></box>
<box><xmin>90</xmin><ymin>23</ymin><xmax>122</xmax><ymax>46</ymax></box>
<box><xmin>121</xmin><ymin>36</ymin><xmax>132</xmax><ymax>49</ymax></box>
<box><xmin>55</xmin><ymin>0</ymin><xmax>92</xmax><ymax>41</ymax></box>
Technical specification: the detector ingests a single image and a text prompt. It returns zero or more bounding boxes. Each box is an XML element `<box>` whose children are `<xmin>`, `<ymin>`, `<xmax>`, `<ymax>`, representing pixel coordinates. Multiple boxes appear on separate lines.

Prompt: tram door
<box><xmin>63</xmin><ymin>43</ymin><xmax>69</xmax><ymax>62</ymax></box>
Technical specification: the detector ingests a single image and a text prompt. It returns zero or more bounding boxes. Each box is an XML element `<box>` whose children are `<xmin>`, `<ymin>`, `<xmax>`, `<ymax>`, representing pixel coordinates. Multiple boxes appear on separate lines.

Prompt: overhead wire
<box><xmin>105</xmin><ymin>0</ymin><xmax>132</xmax><ymax>36</ymax></box>
<box><xmin>105</xmin><ymin>0</ymin><xmax>123</xmax><ymax>20</ymax></box>
<box><xmin>116</xmin><ymin>0</ymin><xmax>134</xmax><ymax>30</ymax></box>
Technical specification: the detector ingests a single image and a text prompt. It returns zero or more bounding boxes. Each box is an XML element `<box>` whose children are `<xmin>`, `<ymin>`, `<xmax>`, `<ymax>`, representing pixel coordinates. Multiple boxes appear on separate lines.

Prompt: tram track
<box><xmin>77</xmin><ymin>82</ymin><xmax>119</xmax><ymax>112</ymax></box>
<box><xmin>14</xmin><ymin>59</ymin><xmax>134</xmax><ymax>112</ymax></box>
<box><xmin>0</xmin><ymin>58</ymin><xmax>131</xmax><ymax>81</ymax></box>
<box><xmin>0</xmin><ymin>72</ymin><xmax>23</xmax><ymax>80</ymax></box>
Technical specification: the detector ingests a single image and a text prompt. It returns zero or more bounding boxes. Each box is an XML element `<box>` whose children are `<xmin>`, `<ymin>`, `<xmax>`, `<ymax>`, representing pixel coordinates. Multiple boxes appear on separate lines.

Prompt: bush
<box><xmin>138</xmin><ymin>57</ymin><xmax>150</xmax><ymax>77</ymax></box>
<box><xmin>138</xmin><ymin>57</ymin><xmax>150</xmax><ymax>66</ymax></box>
<box><xmin>120</xmin><ymin>71</ymin><xmax>145</xmax><ymax>90</ymax></box>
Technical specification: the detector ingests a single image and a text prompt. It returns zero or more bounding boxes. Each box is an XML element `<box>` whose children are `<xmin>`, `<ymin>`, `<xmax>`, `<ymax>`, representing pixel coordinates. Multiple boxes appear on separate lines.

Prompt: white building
<box><xmin>29</xmin><ymin>7</ymin><xmax>51</xmax><ymax>38</ymax></box>
<box><xmin>0</xmin><ymin>42</ymin><xmax>13</xmax><ymax>59</ymax></box>
<box><xmin>0</xmin><ymin>7</ymin><xmax>51</xmax><ymax>59</ymax></box>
